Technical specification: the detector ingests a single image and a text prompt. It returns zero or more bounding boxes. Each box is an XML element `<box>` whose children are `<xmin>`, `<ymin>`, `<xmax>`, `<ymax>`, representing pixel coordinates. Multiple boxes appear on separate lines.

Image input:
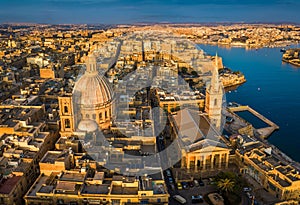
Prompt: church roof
<box><xmin>173</xmin><ymin>108</ymin><xmax>220</xmax><ymax>144</ymax></box>
<box><xmin>172</xmin><ymin>108</ymin><xmax>227</xmax><ymax>152</ymax></box>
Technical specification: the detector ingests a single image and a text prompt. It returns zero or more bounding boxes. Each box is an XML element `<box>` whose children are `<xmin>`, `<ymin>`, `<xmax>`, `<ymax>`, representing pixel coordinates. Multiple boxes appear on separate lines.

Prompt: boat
<box><xmin>280</xmin><ymin>48</ymin><xmax>286</xmax><ymax>53</ymax></box>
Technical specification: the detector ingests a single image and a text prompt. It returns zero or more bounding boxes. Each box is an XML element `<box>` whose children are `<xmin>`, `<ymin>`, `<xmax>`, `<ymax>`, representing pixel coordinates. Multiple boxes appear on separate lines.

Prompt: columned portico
<box><xmin>183</xmin><ymin>149</ymin><xmax>230</xmax><ymax>171</ymax></box>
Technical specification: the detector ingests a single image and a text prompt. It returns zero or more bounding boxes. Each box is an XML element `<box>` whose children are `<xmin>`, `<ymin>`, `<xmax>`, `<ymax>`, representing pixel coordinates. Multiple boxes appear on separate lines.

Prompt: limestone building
<box><xmin>169</xmin><ymin>108</ymin><xmax>230</xmax><ymax>171</ymax></box>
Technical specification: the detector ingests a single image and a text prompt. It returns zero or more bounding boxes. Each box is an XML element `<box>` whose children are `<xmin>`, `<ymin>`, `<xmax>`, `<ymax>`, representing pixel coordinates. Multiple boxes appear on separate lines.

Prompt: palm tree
<box><xmin>217</xmin><ymin>178</ymin><xmax>235</xmax><ymax>193</ymax></box>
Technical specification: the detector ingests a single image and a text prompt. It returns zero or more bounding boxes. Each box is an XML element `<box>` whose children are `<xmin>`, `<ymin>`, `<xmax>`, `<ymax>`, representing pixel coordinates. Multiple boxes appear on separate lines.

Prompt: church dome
<box><xmin>78</xmin><ymin>119</ymin><xmax>98</xmax><ymax>132</ymax></box>
<box><xmin>73</xmin><ymin>54</ymin><xmax>113</xmax><ymax>107</ymax></box>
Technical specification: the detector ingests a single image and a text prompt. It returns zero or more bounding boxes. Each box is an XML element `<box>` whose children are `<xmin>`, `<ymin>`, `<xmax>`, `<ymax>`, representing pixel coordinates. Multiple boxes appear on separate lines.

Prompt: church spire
<box><xmin>211</xmin><ymin>53</ymin><xmax>220</xmax><ymax>92</ymax></box>
<box><xmin>205</xmin><ymin>52</ymin><xmax>223</xmax><ymax>132</ymax></box>
<box><xmin>86</xmin><ymin>53</ymin><xmax>98</xmax><ymax>73</ymax></box>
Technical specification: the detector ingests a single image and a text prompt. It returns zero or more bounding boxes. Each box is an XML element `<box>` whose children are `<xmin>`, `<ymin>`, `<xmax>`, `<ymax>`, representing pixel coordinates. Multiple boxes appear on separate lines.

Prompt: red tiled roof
<box><xmin>0</xmin><ymin>176</ymin><xmax>22</xmax><ymax>194</ymax></box>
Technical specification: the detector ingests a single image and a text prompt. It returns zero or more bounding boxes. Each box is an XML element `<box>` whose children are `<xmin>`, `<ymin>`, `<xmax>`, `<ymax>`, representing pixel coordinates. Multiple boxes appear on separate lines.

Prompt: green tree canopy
<box><xmin>217</xmin><ymin>178</ymin><xmax>235</xmax><ymax>193</ymax></box>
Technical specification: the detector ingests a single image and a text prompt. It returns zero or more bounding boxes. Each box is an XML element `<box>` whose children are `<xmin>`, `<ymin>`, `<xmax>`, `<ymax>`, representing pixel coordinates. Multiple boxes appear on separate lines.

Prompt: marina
<box><xmin>228</xmin><ymin>105</ymin><xmax>279</xmax><ymax>138</ymax></box>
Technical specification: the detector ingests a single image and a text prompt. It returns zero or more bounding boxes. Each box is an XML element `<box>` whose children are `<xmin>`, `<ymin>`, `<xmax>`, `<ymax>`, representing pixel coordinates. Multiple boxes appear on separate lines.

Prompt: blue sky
<box><xmin>0</xmin><ymin>0</ymin><xmax>299</xmax><ymax>24</ymax></box>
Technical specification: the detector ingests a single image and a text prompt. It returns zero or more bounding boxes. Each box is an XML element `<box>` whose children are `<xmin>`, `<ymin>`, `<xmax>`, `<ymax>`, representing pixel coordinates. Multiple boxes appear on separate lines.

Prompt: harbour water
<box><xmin>199</xmin><ymin>44</ymin><xmax>300</xmax><ymax>162</ymax></box>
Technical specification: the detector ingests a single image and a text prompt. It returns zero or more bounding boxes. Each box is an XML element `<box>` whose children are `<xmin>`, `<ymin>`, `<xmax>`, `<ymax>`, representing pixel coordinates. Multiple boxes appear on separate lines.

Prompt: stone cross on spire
<box><xmin>211</xmin><ymin>53</ymin><xmax>220</xmax><ymax>92</ymax></box>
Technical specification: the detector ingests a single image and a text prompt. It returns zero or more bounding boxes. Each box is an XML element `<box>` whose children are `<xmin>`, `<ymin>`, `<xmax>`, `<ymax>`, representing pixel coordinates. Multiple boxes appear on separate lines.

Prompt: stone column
<box><xmin>218</xmin><ymin>154</ymin><xmax>222</xmax><ymax>169</ymax></box>
<box><xmin>202</xmin><ymin>155</ymin><xmax>206</xmax><ymax>170</ymax></box>
<box><xmin>187</xmin><ymin>155</ymin><xmax>190</xmax><ymax>169</ymax></box>
<box><xmin>210</xmin><ymin>154</ymin><xmax>214</xmax><ymax>169</ymax></box>
<box><xmin>181</xmin><ymin>156</ymin><xmax>185</xmax><ymax>168</ymax></box>
<box><xmin>226</xmin><ymin>153</ymin><xmax>229</xmax><ymax>168</ymax></box>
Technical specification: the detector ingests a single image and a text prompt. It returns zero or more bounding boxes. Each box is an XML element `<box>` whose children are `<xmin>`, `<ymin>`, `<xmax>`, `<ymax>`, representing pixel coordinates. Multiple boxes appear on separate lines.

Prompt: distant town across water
<box><xmin>199</xmin><ymin>43</ymin><xmax>300</xmax><ymax>162</ymax></box>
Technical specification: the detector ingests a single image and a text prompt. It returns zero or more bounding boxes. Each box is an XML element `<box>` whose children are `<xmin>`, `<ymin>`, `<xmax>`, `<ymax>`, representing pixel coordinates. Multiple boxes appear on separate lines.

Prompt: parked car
<box><xmin>166</xmin><ymin>170</ymin><xmax>172</xmax><ymax>177</ymax></box>
<box><xmin>193</xmin><ymin>179</ymin><xmax>199</xmax><ymax>187</ymax></box>
<box><xmin>168</xmin><ymin>177</ymin><xmax>173</xmax><ymax>183</ymax></box>
<box><xmin>208</xmin><ymin>178</ymin><xmax>215</xmax><ymax>185</ymax></box>
<box><xmin>173</xmin><ymin>195</ymin><xmax>187</xmax><ymax>204</ymax></box>
<box><xmin>198</xmin><ymin>179</ymin><xmax>205</xmax><ymax>186</ymax></box>
<box><xmin>177</xmin><ymin>182</ymin><xmax>183</xmax><ymax>190</ymax></box>
<box><xmin>243</xmin><ymin>187</ymin><xmax>252</xmax><ymax>192</ymax></box>
<box><xmin>188</xmin><ymin>181</ymin><xmax>194</xmax><ymax>188</ymax></box>
<box><xmin>181</xmin><ymin>182</ymin><xmax>189</xmax><ymax>189</ymax></box>
<box><xmin>191</xmin><ymin>195</ymin><xmax>204</xmax><ymax>203</ymax></box>
<box><xmin>246</xmin><ymin>192</ymin><xmax>253</xmax><ymax>199</ymax></box>
<box><xmin>170</xmin><ymin>183</ymin><xmax>176</xmax><ymax>191</ymax></box>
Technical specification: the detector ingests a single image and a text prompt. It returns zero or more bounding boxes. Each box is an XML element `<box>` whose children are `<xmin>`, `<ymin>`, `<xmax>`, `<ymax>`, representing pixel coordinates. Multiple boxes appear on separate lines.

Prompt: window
<box><xmin>64</xmin><ymin>105</ymin><xmax>68</xmax><ymax>113</ymax></box>
<box><xmin>105</xmin><ymin>111</ymin><xmax>108</xmax><ymax>119</ymax></box>
<box><xmin>99</xmin><ymin>113</ymin><xmax>103</xmax><ymax>120</ymax></box>
<box><xmin>214</xmin><ymin>99</ymin><xmax>218</xmax><ymax>106</ymax></box>
<box><xmin>141</xmin><ymin>199</ymin><xmax>149</xmax><ymax>204</ymax></box>
<box><xmin>92</xmin><ymin>114</ymin><xmax>96</xmax><ymax>119</ymax></box>
<box><xmin>65</xmin><ymin>119</ymin><xmax>71</xmax><ymax>128</ymax></box>
<box><xmin>111</xmin><ymin>199</ymin><xmax>120</xmax><ymax>205</ymax></box>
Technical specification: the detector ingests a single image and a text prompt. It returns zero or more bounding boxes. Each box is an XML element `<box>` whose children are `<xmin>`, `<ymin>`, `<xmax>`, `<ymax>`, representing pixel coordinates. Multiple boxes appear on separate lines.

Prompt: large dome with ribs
<box><xmin>73</xmin><ymin>54</ymin><xmax>113</xmax><ymax>107</ymax></box>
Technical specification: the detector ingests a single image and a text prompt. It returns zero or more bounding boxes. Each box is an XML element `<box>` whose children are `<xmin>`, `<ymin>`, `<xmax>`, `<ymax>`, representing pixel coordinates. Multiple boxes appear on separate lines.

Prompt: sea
<box><xmin>198</xmin><ymin>44</ymin><xmax>300</xmax><ymax>162</ymax></box>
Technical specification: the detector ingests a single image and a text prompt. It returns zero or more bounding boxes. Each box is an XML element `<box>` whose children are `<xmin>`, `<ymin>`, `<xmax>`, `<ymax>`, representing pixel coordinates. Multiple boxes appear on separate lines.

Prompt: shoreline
<box><xmin>224</xmin><ymin>80</ymin><xmax>246</xmax><ymax>92</ymax></box>
<box><xmin>282</xmin><ymin>58</ymin><xmax>300</xmax><ymax>67</ymax></box>
<box><xmin>196</xmin><ymin>41</ymin><xmax>300</xmax><ymax>50</ymax></box>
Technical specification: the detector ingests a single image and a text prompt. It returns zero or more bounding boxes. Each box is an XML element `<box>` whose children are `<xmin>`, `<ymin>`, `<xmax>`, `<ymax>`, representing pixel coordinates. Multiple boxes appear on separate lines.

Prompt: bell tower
<box><xmin>58</xmin><ymin>95</ymin><xmax>75</xmax><ymax>136</ymax></box>
<box><xmin>205</xmin><ymin>53</ymin><xmax>223</xmax><ymax>131</ymax></box>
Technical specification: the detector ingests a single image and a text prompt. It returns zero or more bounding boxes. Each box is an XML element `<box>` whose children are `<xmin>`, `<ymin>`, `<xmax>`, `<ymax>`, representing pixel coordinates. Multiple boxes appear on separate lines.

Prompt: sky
<box><xmin>0</xmin><ymin>0</ymin><xmax>299</xmax><ymax>24</ymax></box>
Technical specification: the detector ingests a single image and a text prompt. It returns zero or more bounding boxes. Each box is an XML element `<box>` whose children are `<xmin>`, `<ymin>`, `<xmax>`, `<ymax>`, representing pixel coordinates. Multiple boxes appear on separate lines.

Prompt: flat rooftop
<box><xmin>40</xmin><ymin>151</ymin><xmax>68</xmax><ymax>164</ymax></box>
<box><xmin>111</xmin><ymin>185</ymin><xmax>138</xmax><ymax>195</ymax></box>
<box><xmin>81</xmin><ymin>184</ymin><xmax>109</xmax><ymax>195</ymax></box>
<box><xmin>60</xmin><ymin>172</ymin><xmax>86</xmax><ymax>182</ymax></box>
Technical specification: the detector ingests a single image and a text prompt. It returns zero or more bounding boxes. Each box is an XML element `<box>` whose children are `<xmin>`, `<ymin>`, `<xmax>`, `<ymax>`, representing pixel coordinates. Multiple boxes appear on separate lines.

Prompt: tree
<box><xmin>217</xmin><ymin>178</ymin><xmax>235</xmax><ymax>193</ymax></box>
<box><xmin>214</xmin><ymin>172</ymin><xmax>244</xmax><ymax>204</ymax></box>
<box><xmin>180</xmin><ymin>67</ymin><xmax>188</xmax><ymax>74</ymax></box>
<box><xmin>191</xmin><ymin>70</ymin><xmax>198</xmax><ymax>77</ymax></box>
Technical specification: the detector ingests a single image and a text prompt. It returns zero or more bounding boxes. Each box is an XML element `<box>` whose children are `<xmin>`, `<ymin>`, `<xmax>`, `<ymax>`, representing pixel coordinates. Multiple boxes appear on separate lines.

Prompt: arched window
<box><xmin>65</xmin><ymin>119</ymin><xmax>71</xmax><ymax>128</ymax></box>
<box><xmin>64</xmin><ymin>106</ymin><xmax>68</xmax><ymax>113</ymax></box>
<box><xmin>214</xmin><ymin>99</ymin><xmax>218</xmax><ymax>106</ymax></box>
<box><xmin>99</xmin><ymin>113</ymin><xmax>103</xmax><ymax>120</ymax></box>
<box><xmin>105</xmin><ymin>111</ymin><xmax>108</xmax><ymax>119</ymax></box>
